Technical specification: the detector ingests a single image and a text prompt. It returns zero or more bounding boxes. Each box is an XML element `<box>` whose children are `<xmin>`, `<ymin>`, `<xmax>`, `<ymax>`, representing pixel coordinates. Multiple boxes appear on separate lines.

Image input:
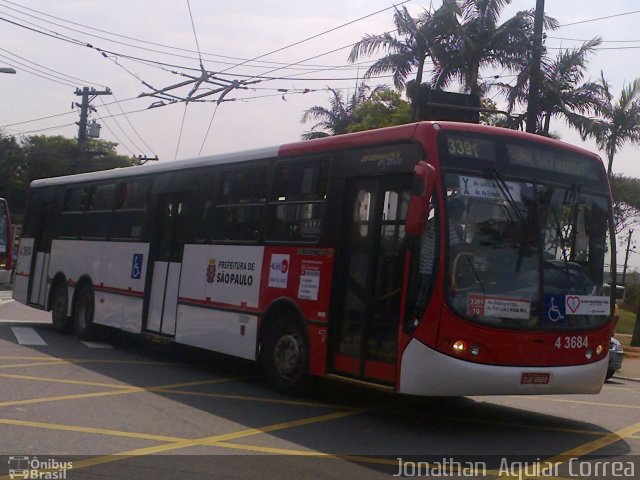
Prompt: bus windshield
<box><xmin>441</xmin><ymin>138</ymin><xmax>612</xmax><ymax>331</ymax></box>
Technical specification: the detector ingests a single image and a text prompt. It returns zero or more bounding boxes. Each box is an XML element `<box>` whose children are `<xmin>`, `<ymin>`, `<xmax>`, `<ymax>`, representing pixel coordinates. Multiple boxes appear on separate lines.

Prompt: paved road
<box><xmin>0</xmin><ymin>295</ymin><xmax>638</xmax><ymax>479</ymax></box>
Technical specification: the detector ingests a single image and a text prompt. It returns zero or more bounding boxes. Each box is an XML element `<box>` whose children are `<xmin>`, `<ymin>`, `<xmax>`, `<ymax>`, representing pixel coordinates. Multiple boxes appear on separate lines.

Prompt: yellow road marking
<box><xmin>0</xmin><ymin>372</ymin><xmax>133</xmax><ymax>389</ymax></box>
<box><xmin>497</xmin><ymin>420</ymin><xmax>640</xmax><ymax>480</ymax></box>
<box><xmin>515</xmin><ymin>395</ymin><xmax>640</xmax><ymax>410</ymax></box>
<box><xmin>213</xmin><ymin>441</ymin><xmax>399</xmax><ymax>464</ymax></box>
<box><xmin>0</xmin><ymin>407</ymin><xmax>372</xmax><ymax>479</ymax></box>
<box><xmin>0</xmin><ymin>355</ymin><xmax>199</xmax><ymax>367</ymax></box>
<box><xmin>0</xmin><ymin>377</ymin><xmax>247</xmax><ymax>408</ymax></box>
<box><xmin>549</xmin><ymin>420</ymin><xmax>640</xmax><ymax>460</ymax></box>
<box><xmin>158</xmin><ymin>388</ymin><xmax>352</xmax><ymax>409</ymax></box>
<box><xmin>0</xmin><ymin>361</ymin><xmax>67</xmax><ymax>369</ymax></box>
<box><xmin>394</xmin><ymin>409</ymin><xmax>607</xmax><ymax>437</ymax></box>
<box><xmin>0</xmin><ymin>417</ymin><xmax>186</xmax><ymax>443</ymax></box>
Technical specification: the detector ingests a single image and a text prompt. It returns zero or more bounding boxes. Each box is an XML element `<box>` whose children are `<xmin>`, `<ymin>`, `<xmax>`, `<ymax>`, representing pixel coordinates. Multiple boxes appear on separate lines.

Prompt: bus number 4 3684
<box><xmin>555</xmin><ymin>336</ymin><xmax>589</xmax><ymax>349</ymax></box>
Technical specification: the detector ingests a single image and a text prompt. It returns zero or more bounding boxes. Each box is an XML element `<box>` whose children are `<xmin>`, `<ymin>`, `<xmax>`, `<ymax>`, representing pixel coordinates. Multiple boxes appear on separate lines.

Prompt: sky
<box><xmin>0</xmin><ymin>0</ymin><xmax>639</xmax><ymax>168</ymax></box>
<box><xmin>1</xmin><ymin>0</ymin><xmax>640</xmax><ymax>267</ymax></box>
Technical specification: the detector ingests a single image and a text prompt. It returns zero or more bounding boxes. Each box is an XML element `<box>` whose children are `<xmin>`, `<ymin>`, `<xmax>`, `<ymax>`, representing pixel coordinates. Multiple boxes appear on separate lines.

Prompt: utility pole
<box><xmin>74</xmin><ymin>87</ymin><xmax>111</xmax><ymax>152</ymax></box>
<box><xmin>526</xmin><ymin>0</ymin><xmax>545</xmax><ymax>133</ymax></box>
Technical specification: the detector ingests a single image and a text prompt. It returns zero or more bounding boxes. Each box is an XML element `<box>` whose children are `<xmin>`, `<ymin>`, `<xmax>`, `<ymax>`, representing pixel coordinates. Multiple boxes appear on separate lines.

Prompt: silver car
<box><xmin>607</xmin><ymin>337</ymin><xmax>624</xmax><ymax>380</ymax></box>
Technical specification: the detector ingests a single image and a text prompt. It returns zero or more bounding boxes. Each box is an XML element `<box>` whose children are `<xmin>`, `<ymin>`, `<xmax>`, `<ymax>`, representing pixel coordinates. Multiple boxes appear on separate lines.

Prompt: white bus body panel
<box><xmin>147</xmin><ymin>261</ymin><xmax>181</xmax><ymax>335</ymax></box>
<box><xmin>174</xmin><ymin>244</ymin><xmax>264</xmax><ymax>359</ymax></box>
<box><xmin>176</xmin><ymin>306</ymin><xmax>258</xmax><ymax>360</ymax></box>
<box><xmin>399</xmin><ymin>338</ymin><xmax>607</xmax><ymax>396</ymax></box>
<box><xmin>30</xmin><ymin>252</ymin><xmax>49</xmax><ymax>306</ymax></box>
<box><xmin>47</xmin><ymin>239</ymin><xmax>148</xmax><ymax>333</ymax></box>
<box><xmin>147</xmin><ymin>262</ymin><xmax>168</xmax><ymax>333</ymax></box>
<box><xmin>161</xmin><ymin>262</ymin><xmax>181</xmax><ymax>336</ymax></box>
<box><xmin>12</xmin><ymin>238</ymin><xmax>33</xmax><ymax>304</ymax></box>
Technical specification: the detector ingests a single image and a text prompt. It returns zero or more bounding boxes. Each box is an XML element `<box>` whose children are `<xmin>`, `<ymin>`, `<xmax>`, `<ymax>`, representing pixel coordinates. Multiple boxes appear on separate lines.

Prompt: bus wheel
<box><xmin>263</xmin><ymin>315</ymin><xmax>309</xmax><ymax>395</ymax></box>
<box><xmin>73</xmin><ymin>284</ymin><xmax>97</xmax><ymax>341</ymax></box>
<box><xmin>51</xmin><ymin>283</ymin><xmax>72</xmax><ymax>333</ymax></box>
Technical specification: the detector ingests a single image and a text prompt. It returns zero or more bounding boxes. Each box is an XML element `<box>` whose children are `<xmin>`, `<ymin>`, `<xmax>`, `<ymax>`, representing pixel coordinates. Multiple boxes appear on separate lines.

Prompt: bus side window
<box><xmin>83</xmin><ymin>183</ymin><xmax>116</xmax><ymax>239</ymax></box>
<box><xmin>60</xmin><ymin>187</ymin><xmax>86</xmax><ymax>239</ymax></box>
<box><xmin>112</xmin><ymin>180</ymin><xmax>150</xmax><ymax>240</ymax></box>
<box><xmin>266</xmin><ymin>158</ymin><xmax>329</xmax><ymax>242</ymax></box>
<box><xmin>212</xmin><ymin>167</ymin><xmax>267</xmax><ymax>242</ymax></box>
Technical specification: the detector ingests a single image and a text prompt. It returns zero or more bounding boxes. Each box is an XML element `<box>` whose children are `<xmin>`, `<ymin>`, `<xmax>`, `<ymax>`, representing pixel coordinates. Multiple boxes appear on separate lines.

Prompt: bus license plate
<box><xmin>521</xmin><ymin>372</ymin><xmax>550</xmax><ymax>385</ymax></box>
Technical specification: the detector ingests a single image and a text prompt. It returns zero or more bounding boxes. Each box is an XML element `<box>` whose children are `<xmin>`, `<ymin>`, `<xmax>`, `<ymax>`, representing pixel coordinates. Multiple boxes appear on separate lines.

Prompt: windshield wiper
<box><xmin>486</xmin><ymin>168</ymin><xmax>532</xmax><ymax>272</ymax></box>
<box><xmin>486</xmin><ymin>168</ymin><xmax>524</xmax><ymax>222</ymax></box>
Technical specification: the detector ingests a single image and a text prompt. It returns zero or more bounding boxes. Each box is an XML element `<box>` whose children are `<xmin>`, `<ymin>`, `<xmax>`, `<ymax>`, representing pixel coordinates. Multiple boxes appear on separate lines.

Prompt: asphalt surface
<box><xmin>1</xmin><ymin>285</ymin><xmax>639</xmax><ymax>480</ymax></box>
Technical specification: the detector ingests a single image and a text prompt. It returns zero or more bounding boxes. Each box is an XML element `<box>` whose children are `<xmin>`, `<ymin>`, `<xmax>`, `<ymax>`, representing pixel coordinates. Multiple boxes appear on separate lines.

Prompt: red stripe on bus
<box><xmin>94</xmin><ymin>284</ymin><xmax>145</xmax><ymax>298</ymax></box>
<box><xmin>178</xmin><ymin>296</ymin><xmax>261</xmax><ymax>315</ymax></box>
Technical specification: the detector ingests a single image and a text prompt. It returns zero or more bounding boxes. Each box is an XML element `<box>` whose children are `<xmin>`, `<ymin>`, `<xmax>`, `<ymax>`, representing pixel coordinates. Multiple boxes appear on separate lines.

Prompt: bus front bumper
<box><xmin>399</xmin><ymin>338</ymin><xmax>607</xmax><ymax>396</ymax></box>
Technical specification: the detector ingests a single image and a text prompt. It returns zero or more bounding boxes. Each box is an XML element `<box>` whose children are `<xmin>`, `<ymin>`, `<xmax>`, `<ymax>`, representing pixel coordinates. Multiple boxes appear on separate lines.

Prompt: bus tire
<box><xmin>73</xmin><ymin>284</ymin><xmax>97</xmax><ymax>341</ymax></box>
<box><xmin>262</xmin><ymin>314</ymin><xmax>309</xmax><ymax>395</ymax></box>
<box><xmin>51</xmin><ymin>282</ymin><xmax>72</xmax><ymax>333</ymax></box>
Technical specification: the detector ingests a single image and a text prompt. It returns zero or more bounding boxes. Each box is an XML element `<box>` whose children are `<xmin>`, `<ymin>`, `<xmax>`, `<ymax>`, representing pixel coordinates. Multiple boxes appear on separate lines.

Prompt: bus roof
<box><xmin>29</xmin><ymin>121</ymin><xmax>602</xmax><ymax>188</ymax></box>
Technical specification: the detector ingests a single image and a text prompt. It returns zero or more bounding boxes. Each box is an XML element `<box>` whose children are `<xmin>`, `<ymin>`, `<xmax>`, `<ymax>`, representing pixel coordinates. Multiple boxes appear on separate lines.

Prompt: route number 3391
<box><xmin>554</xmin><ymin>336</ymin><xmax>589</xmax><ymax>349</ymax></box>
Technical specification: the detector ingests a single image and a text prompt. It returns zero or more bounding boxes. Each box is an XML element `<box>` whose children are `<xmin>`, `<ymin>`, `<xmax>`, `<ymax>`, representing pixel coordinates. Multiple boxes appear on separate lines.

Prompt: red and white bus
<box><xmin>13</xmin><ymin>122</ymin><xmax>617</xmax><ymax>396</ymax></box>
<box><xmin>0</xmin><ymin>198</ymin><xmax>12</xmax><ymax>284</ymax></box>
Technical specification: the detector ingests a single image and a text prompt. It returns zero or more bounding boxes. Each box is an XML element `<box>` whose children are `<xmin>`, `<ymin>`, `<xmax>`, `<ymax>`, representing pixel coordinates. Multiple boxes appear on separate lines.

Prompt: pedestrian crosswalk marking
<box><xmin>11</xmin><ymin>327</ymin><xmax>46</xmax><ymax>346</ymax></box>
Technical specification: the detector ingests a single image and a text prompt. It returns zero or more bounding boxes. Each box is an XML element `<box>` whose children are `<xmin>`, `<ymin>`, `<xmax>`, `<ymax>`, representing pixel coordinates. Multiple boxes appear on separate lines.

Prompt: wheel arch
<box><xmin>257</xmin><ymin>297</ymin><xmax>308</xmax><ymax>359</ymax></box>
<box><xmin>71</xmin><ymin>274</ymin><xmax>94</xmax><ymax>316</ymax></box>
<box><xmin>46</xmin><ymin>272</ymin><xmax>68</xmax><ymax>311</ymax></box>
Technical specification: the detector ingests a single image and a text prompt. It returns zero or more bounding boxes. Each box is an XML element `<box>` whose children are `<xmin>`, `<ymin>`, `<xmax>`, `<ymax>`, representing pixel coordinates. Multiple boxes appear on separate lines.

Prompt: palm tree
<box><xmin>300</xmin><ymin>84</ymin><xmax>380</xmax><ymax>139</ymax></box>
<box><xmin>499</xmin><ymin>38</ymin><xmax>603</xmax><ymax>135</ymax></box>
<box><xmin>348</xmin><ymin>2</ymin><xmax>460</xmax><ymax>120</ymax></box>
<box><xmin>431</xmin><ymin>0</ymin><xmax>557</xmax><ymax>97</ymax></box>
<box><xmin>578</xmin><ymin>75</ymin><xmax>640</xmax><ymax>177</ymax></box>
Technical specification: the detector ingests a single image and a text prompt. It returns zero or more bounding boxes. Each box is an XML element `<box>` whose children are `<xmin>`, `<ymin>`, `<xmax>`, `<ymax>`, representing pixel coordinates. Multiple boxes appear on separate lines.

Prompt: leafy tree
<box><xmin>577</xmin><ymin>74</ymin><xmax>640</xmax><ymax>177</ymax></box>
<box><xmin>300</xmin><ymin>84</ymin><xmax>382</xmax><ymax>139</ymax></box>
<box><xmin>348</xmin><ymin>2</ymin><xmax>460</xmax><ymax>120</ymax></box>
<box><xmin>610</xmin><ymin>175</ymin><xmax>640</xmax><ymax>235</ymax></box>
<box><xmin>0</xmin><ymin>134</ymin><xmax>135</xmax><ymax>215</ymax></box>
<box><xmin>346</xmin><ymin>89</ymin><xmax>411</xmax><ymax>133</ymax></box>
<box><xmin>0</xmin><ymin>132</ymin><xmax>27</xmax><ymax>214</ymax></box>
<box><xmin>431</xmin><ymin>1</ymin><xmax>557</xmax><ymax>97</ymax></box>
<box><xmin>499</xmin><ymin>38</ymin><xmax>602</xmax><ymax>135</ymax></box>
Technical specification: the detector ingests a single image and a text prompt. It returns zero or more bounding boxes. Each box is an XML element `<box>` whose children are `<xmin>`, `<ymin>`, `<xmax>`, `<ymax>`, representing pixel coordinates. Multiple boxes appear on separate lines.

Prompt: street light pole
<box><xmin>0</xmin><ymin>67</ymin><xmax>16</xmax><ymax>74</ymax></box>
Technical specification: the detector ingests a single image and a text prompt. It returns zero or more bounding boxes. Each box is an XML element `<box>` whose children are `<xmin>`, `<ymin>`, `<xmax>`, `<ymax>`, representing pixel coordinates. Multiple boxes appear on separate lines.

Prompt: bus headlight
<box><xmin>452</xmin><ymin>340</ymin><xmax>466</xmax><ymax>354</ymax></box>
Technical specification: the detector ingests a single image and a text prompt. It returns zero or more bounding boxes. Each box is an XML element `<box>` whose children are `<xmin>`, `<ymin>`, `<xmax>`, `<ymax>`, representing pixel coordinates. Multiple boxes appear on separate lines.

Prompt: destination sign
<box><xmin>506</xmin><ymin>144</ymin><xmax>600</xmax><ymax>180</ymax></box>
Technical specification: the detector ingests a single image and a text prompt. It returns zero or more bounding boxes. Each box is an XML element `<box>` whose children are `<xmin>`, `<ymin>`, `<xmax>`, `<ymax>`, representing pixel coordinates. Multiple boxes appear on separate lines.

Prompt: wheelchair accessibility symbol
<box><xmin>544</xmin><ymin>295</ymin><xmax>566</xmax><ymax>323</ymax></box>
<box><xmin>131</xmin><ymin>254</ymin><xmax>144</xmax><ymax>279</ymax></box>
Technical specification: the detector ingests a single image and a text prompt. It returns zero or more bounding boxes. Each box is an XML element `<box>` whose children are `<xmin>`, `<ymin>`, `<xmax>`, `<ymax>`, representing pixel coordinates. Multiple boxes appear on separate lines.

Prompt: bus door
<box><xmin>29</xmin><ymin>202</ymin><xmax>55</xmax><ymax>307</ymax></box>
<box><xmin>144</xmin><ymin>193</ymin><xmax>189</xmax><ymax>336</ymax></box>
<box><xmin>330</xmin><ymin>175</ymin><xmax>412</xmax><ymax>385</ymax></box>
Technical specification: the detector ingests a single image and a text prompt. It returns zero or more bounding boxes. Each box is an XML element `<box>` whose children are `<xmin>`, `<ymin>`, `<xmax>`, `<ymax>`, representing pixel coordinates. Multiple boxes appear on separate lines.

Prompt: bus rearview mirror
<box><xmin>406</xmin><ymin>196</ymin><xmax>428</xmax><ymax>236</ymax></box>
<box><xmin>406</xmin><ymin>161</ymin><xmax>436</xmax><ymax>236</ymax></box>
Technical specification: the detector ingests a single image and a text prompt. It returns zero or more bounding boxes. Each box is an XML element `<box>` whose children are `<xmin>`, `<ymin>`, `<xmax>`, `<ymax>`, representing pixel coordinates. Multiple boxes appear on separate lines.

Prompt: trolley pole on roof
<box><xmin>75</xmin><ymin>87</ymin><xmax>111</xmax><ymax>152</ymax></box>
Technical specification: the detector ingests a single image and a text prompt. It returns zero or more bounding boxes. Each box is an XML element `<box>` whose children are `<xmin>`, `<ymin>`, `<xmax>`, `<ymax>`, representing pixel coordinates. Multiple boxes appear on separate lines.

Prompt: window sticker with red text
<box><xmin>468</xmin><ymin>294</ymin><xmax>530</xmax><ymax>320</ymax></box>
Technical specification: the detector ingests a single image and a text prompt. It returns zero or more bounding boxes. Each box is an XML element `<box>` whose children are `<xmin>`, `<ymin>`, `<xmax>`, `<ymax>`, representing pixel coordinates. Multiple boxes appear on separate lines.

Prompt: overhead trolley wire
<box><xmin>0</xmin><ymin>1</ymin><xmax>378</xmax><ymax>73</ymax></box>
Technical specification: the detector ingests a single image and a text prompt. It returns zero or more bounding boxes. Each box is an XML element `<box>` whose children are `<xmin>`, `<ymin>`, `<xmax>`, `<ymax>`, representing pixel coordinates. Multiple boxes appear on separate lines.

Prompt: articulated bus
<box><xmin>13</xmin><ymin>122</ymin><xmax>617</xmax><ymax>396</ymax></box>
<box><xmin>0</xmin><ymin>198</ymin><xmax>12</xmax><ymax>284</ymax></box>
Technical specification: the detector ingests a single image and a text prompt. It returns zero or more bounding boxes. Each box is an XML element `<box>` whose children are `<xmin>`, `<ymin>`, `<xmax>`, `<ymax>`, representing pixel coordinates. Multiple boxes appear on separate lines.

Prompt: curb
<box><xmin>613</xmin><ymin>375</ymin><xmax>640</xmax><ymax>383</ymax></box>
